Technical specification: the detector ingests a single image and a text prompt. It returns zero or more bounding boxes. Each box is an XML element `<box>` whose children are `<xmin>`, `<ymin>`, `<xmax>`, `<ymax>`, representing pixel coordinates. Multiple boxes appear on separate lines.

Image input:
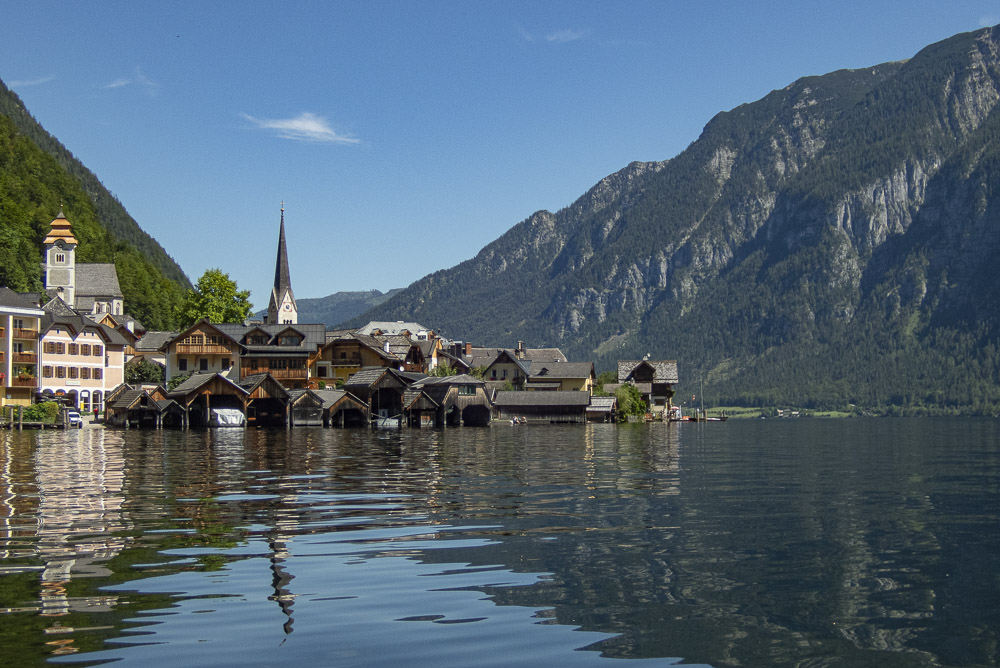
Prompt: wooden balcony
<box><xmin>242</xmin><ymin>367</ymin><xmax>308</xmax><ymax>380</ymax></box>
<box><xmin>10</xmin><ymin>376</ymin><xmax>37</xmax><ymax>388</ymax></box>
<box><xmin>13</xmin><ymin>352</ymin><xmax>37</xmax><ymax>364</ymax></box>
<box><xmin>176</xmin><ymin>343</ymin><xmax>232</xmax><ymax>355</ymax></box>
<box><xmin>13</xmin><ymin>328</ymin><xmax>38</xmax><ymax>340</ymax></box>
<box><xmin>332</xmin><ymin>357</ymin><xmax>363</xmax><ymax>367</ymax></box>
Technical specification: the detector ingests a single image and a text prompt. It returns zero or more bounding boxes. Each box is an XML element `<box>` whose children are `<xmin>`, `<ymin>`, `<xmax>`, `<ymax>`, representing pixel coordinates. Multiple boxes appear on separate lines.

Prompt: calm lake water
<box><xmin>1</xmin><ymin>419</ymin><xmax>998</xmax><ymax>667</ymax></box>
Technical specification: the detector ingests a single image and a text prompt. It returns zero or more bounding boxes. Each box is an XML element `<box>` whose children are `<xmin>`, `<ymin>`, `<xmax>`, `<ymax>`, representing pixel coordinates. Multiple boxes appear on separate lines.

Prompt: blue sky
<box><xmin>3</xmin><ymin>2</ymin><xmax>997</xmax><ymax>310</ymax></box>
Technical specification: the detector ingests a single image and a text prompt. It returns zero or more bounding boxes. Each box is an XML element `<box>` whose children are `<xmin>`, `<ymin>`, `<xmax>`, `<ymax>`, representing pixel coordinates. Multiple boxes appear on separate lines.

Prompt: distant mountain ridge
<box><xmin>257</xmin><ymin>289</ymin><xmax>404</xmax><ymax>328</ymax></box>
<box><xmin>348</xmin><ymin>26</ymin><xmax>1000</xmax><ymax>414</ymax></box>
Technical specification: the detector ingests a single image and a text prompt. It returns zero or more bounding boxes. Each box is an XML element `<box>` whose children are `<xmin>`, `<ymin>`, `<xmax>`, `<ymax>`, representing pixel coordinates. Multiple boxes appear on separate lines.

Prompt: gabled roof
<box><xmin>76</xmin><ymin>264</ymin><xmax>123</xmax><ymax>298</ymax></box>
<box><xmin>40</xmin><ymin>304</ymin><xmax>129</xmax><ymax>346</ymax></box>
<box><xmin>355</xmin><ymin>321</ymin><xmax>429</xmax><ymax>337</ymax></box>
<box><xmin>237</xmin><ymin>373</ymin><xmax>291</xmax><ymax>399</ymax></box>
<box><xmin>587</xmin><ymin>396</ymin><xmax>617</xmax><ymax>412</ymax></box>
<box><xmin>136</xmin><ymin>330</ymin><xmax>177</xmax><ymax>352</ymax></box>
<box><xmin>618</xmin><ymin>360</ymin><xmax>679</xmax><ymax>384</ymax></box>
<box><xmin>0</xmin><ymin>287</ymin><xmax>45</xmax><ymax>314</ymax></box>
<box><xmin>168</xmin><ymin>372</ymin><xmax>249</xmax><ymax>397</ymax></box>
<box><xmin>529</xmin><ymin>362</ymin><xmax>595</xmax><ymax>380</ymax></box>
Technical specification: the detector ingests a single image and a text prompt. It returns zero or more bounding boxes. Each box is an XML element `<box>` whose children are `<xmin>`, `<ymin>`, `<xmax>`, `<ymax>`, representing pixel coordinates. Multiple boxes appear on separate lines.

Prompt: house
<box><xmin>525</xmin><ymin>361</ymin><xmax>596</xmax><ymax>393</ymax></box>
<box><xmin>586</xmin><ymin>396</ymin><xmax>618</xmax><ymax>422</ymax></box>
<box><xmin>355</xmin><ymin>320</ymin><xmax>433</xmax><ymax>339</ymax></box>
<box><xmin>492</xmin><ymin>390</ymin><xmax>591</xmax><ymax>423</ymax></box>
<box><xmin>343</xmin><ymin>366</ymin><xmax>416</xmax><ymax>425</ymax></box>
<box><xmin>409</xmin><ymin>374</ymin><xmax>492</xmax><ymax>426</ymax></box>
<box><xmin>617</xmin><ymin>359</ymin><xmax>679</xmax><ymax>416</ymax></box>
<box><xmin>38</xmin><ymin>298</ymin><xmax>127</xmax><ymax>415</ymax></box>
<box><xmin>0</xmin><ymin>287</ymin><xmax>45</xmax><ymax>408</ymax></box>
<box><xmin>312</xmin><ymin>332</ymin><xmax>400</xmax><ymax>385</ymax></box>
<box><xmin>474</xmin><ymin>342</ymin><xmax>568</xmax><ymax>387</ymax></box>
<box><xmin>162</xmin><ymin>320</ymin><xmax>327</xmax><ymax>390</ymax></box>
<box><xmin>311</xmin><ymin>388</ymin><xmax>369</xmax><ymax>427</ymax></box>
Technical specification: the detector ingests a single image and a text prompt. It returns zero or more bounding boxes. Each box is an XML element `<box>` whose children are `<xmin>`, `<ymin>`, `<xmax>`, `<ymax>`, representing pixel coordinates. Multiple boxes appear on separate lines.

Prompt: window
<box><xmin>81</xmin><ymin>367</ymin><xmax>91</xmax><ymax>380</ymax></box>
<box><xmin>56</xmin><ymin>366</ymin><xmax>66</xmax><ymax>378</ymax></box>
<box><xmin>69</xmin><ymin>367</ymin><xmax>78</xmax><ymax>379</ymax></box>
<box><xmin>44</xmin><ymin>341</ymin><xmax>55</xmax><ymax>354</ymax></box>
<box><xmin>55</xmin><ymin>253</ymin><xmax>65</xmax><ymax>263</ymax></box>
<box><xmin>200</xmin><ymin>358</ymin><xmax>208</xmax><ymax>372</ymax></box>
<box><xmin>13</xmin><ymin>319</ymin><xmax>23</xmax><ymax>329</ymax></box>
<box><xmin>93</xmin><ymin>345</ymin><xmax>102</xmax><ymax>357</ymax></box>
<box><xmin>221</xmin><ymin>358</ymin><xmax>230</xmax><ymax>370</ymax></box>
<box><xmin>56</xmin><ymin>342</ymin><xmax>65</xmax><ymax>354</ymax></box>
<box><xmin>93</xmin><ymin>368</ymin><xmax>102</xmax><ymax>380</ymax></box>
<box><xmin>458</xmin><ymin>385</ymin><xmax>476</xmax><ymax>396</ymax></box>
<box><xmin>81</xmin><ymin>344</ymin><xmax>90</xmax><ymax>356</ymax></box>
<box><xmin>69</xmin><ymin>343</ymin><xmax>79</xmax><ymax>355</ymax></box>
<box><xmin>43</xmin><ymin>366</ymin><xmax>53</xmax><ymax>378</ymax></box>
<box><xmin>178</xmin><ymin>359</ymin><xmax>188</xmax><ymax>371</ymax></box>
<box><xmin>318</xmin><ymin>367</ymin><xmax>327</xmax><ymax>378</ymax></box>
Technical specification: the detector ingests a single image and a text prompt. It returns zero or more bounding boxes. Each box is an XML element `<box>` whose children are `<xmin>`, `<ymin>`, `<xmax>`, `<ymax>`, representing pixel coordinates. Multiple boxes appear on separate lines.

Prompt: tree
<box><xmin>430</xmin><ymin>362</ymin><xmax>457</xmax><ymax>377</ymax></box>
<box><xmin>177</xmin><ymin>269</ymin><xmax>252</xmax><ymax>328</ymax></box>
<box><xmin>615</xmin><ymin>384</ymin><xmax>647</xmax><ymax>421</ymax></box>
<box><xmin>126</xmin><ymin>358</ymin><xmax>165</xmax><ymax>384</ymax></box>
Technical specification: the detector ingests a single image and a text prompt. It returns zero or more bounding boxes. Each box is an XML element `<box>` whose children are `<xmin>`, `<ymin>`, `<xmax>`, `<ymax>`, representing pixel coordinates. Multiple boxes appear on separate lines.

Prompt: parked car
<box><xmin>66</xmin><ymin>411</ymin><xmax>83</xmax><ymax>428</ymax></box>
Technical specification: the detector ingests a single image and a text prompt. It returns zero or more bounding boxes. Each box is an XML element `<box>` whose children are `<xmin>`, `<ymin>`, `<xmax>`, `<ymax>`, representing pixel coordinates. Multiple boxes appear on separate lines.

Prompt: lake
<box><xmin>1</xmin><ymin>419</ymin><xmax>998</xmax><ymax>667</ymax></box>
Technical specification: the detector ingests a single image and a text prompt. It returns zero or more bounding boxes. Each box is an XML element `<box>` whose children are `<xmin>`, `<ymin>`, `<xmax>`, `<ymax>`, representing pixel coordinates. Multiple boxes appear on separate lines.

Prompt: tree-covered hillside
<box><xmin>350</xmin><ymin>26</ymin><xmax>1000</xmax><ymax>415</ymax></box>
<box><xmin>0</xmin><ymin>79</ymin><xmax>189</xmax><ymax>328</ymax></box>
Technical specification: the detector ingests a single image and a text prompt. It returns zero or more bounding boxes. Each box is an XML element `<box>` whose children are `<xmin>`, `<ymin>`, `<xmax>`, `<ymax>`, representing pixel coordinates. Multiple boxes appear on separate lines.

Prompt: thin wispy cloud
<box><xmin>102</xmin><ymin>67</ymin><xmax>160</xmax><ymax>96</ymax></box>
<box><xmin>9</xmin><ymin>75</ymin><xmax>56</xmax><ymax>87</ymax></box>
<box><xmin>546</xmin><ymin>28</ymin><xmax>589</xmax><ymax>43</ymax></box>
<box><xmin>516</xmin><ymin>24</ymin><xmax>591</xmax><ymax>44</ymax></box>
<box><xmin>242</xmin><ymin>112</ymin><xmax>360</xmax><ymax>144</ymax></box>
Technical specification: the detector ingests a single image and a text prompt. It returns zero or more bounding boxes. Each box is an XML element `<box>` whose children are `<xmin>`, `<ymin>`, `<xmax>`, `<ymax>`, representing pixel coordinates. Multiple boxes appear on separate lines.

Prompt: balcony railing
<box><xmin>13</xmin><ymin>352</ymin><xmax>37</xmax><ymax>364</ymax></box>
<box><xmin>13</xmin><ymin>328</ymin><xmax>38</xmax><ymax>340</ymax></box>
<box><xmin>332</xmin><ymin>357</ymin><xmax>363</xmax><ymax>366</ymax></box>
<box><xmin>242</xmin><ymin>367</ymin><xmax>308</xmax><ymax>380</ymax></box>
<box><xmin>10</xmin><ymin>376</ymin><xmax>37</xmax><ymax>388</ymax></box>
<box><xmin>176</xmin><ymin>344</ymin><xmax>232</xmax><ymax>355</ymax></box>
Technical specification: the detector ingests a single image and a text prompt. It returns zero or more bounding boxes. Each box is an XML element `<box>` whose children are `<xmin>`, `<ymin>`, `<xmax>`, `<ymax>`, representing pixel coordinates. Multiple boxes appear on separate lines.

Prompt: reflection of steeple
<box><xmin>267</xmin><ymin>536</ymin><xmax>296</xmax><ymax>634</ymax></box>
<box><xmin>266</xmin><ymin>204</ymin><xmax>297</xmax><ymax>325</ymax></box>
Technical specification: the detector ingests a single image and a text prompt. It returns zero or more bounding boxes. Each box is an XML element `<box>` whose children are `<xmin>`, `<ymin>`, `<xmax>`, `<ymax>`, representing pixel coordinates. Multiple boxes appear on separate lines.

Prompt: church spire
<box><xmin>266</xmin><ymin>203</ymin><xmax>297</xmax><ymax>325</ymax></box>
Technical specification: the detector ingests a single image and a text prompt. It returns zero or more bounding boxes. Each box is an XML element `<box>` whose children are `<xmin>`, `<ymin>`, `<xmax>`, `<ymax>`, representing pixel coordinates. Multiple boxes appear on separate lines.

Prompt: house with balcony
<box><xmin>37</xmin><ymin>298</ymin><xmax>127</xmax><ymax>414</ymax></box>
<box><xmin>616</xmin><ymin>359</ymin><xmax>679</xmax><ymax>417</ymax></box>
<box><xmin>0</xmin><ymin>287</ymin><xmax>45</xmax><ymax>408</ymax></box>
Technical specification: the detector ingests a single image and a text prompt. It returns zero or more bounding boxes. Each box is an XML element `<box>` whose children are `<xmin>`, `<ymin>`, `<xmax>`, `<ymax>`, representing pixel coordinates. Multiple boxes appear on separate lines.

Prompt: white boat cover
<box><xmin>209</xmin><ymin>408</ymin><xmax>246</xmax><ymax>427</ymax></box>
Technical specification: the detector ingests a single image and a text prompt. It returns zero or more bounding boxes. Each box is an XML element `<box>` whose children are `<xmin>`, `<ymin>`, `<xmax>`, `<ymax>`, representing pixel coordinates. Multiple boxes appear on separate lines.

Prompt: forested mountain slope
<box><xmin>351</xmin><ymin>26</ymin><xmax>1000</xmax><ymax>414</ymax></box>
<box><xmin>0</xmin><ymin>78</ymin><xmax>190</xmax><ymax>329</ymax></box>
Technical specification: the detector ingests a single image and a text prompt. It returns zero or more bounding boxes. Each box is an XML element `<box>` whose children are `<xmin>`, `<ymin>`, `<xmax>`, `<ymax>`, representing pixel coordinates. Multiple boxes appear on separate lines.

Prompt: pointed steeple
<box><xmin>266</xmin><ymin>203</ymin><xmax>297</xmax><ymax>324</ymax></box>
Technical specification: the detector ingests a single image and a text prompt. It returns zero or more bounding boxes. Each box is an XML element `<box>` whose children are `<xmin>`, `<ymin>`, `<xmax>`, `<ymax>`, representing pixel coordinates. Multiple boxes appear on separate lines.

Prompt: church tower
<box><xmin>266</xmin><ymin>204</ymin><xmax>298</xmax><ymax>325</ymax></box>
<box><xmin>42</xmin><ymin>207</ymin><xmax>79</xmax><ymax>307</ymax></box>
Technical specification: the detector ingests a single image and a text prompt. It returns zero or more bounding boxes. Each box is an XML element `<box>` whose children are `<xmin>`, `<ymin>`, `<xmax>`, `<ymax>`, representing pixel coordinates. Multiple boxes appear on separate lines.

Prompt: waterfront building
<box><xmin>0</xmin><ymin>287</ymin><xmax>45</xmax><ymax>408</ymax></box>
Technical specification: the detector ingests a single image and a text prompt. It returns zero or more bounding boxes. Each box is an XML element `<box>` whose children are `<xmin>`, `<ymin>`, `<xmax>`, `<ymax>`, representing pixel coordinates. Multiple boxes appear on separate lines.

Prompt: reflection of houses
<box><xmin>616</xmin><ymin>360</ymin><xmax>678</xmax><ymax>416</ymax></box>
<box><xmin>0</xmin><ymin>430</ymin><xmax>130</xmax><ymax>619</ymax></box>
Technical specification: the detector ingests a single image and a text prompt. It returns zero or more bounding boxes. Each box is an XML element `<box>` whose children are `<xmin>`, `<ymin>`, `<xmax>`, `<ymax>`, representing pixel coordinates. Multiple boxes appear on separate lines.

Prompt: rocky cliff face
<box><xmin>354</xmin><ymin>26</ymin><xmax>1000</xmax><ymax>411</ymax></box>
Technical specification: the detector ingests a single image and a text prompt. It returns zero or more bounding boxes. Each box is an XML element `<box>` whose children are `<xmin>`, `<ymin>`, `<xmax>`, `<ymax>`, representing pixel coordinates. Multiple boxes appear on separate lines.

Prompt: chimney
<box><xmin>516</xmin><ymin>340</ymin><xmax>524</xmax><ymax>360</ymax></box>
<box><xmin>465</xmin><ymin>342</ymin><xmax>472</xmax><ymax>355</ymax></box>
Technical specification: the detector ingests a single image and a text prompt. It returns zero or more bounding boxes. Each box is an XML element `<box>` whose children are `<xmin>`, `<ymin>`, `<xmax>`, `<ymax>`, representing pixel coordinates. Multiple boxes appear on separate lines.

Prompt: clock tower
<box><xmin>266</xmin><ymin>204</ymin><xmax>298</xmax><ymax>325</ymax></box>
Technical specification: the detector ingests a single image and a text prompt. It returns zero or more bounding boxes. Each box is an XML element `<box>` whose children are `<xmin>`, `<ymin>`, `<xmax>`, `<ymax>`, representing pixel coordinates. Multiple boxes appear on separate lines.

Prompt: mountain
<box><xmin>0</xmin><ymin>78</ymin><xmax>190</xmax><ymax>329</ymax></box>
<box><xmin>256</xmin><ymin>289</ymin><xmax>404</xmax><ymax>328</ymax></box>
<box><xmin>348</xmin><ymin>26</ymin><xmax>1000</xmax><ymax>415</ymax></box>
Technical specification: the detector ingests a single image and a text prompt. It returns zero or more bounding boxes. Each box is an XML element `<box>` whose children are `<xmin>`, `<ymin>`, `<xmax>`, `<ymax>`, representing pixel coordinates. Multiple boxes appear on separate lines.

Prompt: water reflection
<box><xmin>1</xmin><ymin>420</ymin><xmax>998</xmax><ymax>666</ymax></box>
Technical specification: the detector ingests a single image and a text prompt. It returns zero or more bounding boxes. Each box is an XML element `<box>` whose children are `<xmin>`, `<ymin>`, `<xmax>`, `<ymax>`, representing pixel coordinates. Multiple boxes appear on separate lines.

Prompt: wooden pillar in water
<box><xmin>18</xmin><ymin>405</ymin><xmax>23</xmax><ymax>430</ymax></box>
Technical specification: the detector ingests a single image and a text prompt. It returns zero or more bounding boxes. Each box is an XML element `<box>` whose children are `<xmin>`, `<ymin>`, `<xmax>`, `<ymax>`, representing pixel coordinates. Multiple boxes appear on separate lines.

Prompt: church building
<box><xmin>265</xmin><ymin>204</ymin><xmax>298</xmax><ymax>325</ymax></box>
<box><xmin>42</xmin><ymin>208</ymin><xmax>124</xmax><ymax>316</ymax></box>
